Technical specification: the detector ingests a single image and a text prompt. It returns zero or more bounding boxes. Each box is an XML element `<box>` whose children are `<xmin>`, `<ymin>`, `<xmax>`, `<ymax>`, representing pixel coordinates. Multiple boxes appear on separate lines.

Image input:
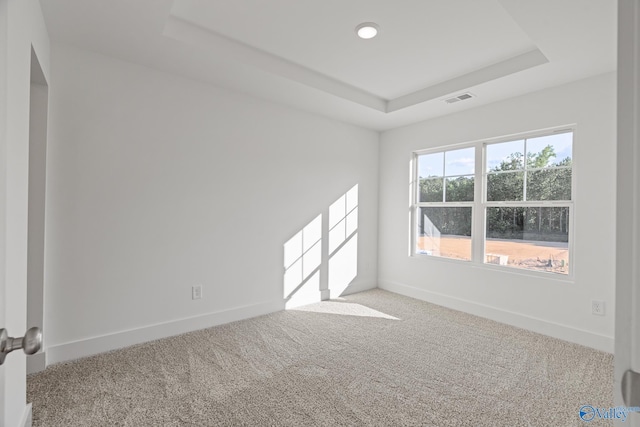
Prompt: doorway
<box><xmin>26</xmin><ymin>46</ymin><xmax>48</xmax><ymax>374</ymax></box>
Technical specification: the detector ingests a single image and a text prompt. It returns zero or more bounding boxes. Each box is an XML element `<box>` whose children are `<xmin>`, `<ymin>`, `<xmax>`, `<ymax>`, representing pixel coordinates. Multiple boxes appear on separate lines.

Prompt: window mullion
<box><xmin>473</xmin><ymin>142</ymin><xmax>484</xmax><ymax>264</ymax></box>
<box><xmin>411</xmin><ymin>153</ymin><xmax>418</xmax><ymax>256</ymax></box>
<box><xmin>441</xmin><ymin>153</ymin><xmax>446</xmax><ymax>202</ymax></box>
<box><xmin>523</xmin><ymin>138</ymin><xmax>528</xmax><ymax>202</ymax></box>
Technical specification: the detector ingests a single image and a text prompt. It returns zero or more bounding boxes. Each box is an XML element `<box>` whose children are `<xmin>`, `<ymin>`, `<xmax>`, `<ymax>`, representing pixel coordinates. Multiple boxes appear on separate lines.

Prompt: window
<box><xmin>412</xmin><ymin>129</ymin><xmax>573</xmax><ymax>276</ymax></box>
<box><xmin>484</xmin><ymin>132</ymin><xmax>572</xmax><ymax>274</ymax></box>
<box><xmin>414</xmin><ymin>147</ymin><xmax>475</xmax><ymax>261</ymax></box>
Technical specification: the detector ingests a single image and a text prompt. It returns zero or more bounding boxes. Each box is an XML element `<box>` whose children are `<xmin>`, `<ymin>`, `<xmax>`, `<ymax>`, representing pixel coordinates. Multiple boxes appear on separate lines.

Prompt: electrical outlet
<box><xmin>591</xmin><ymin>300</ymin><xmax>605</xmax><ymax>316</ymax></box>
<box><xmin>192</xmin><ymin>285</ymin><xmax>202</xmax><ymax>300</ymax></box>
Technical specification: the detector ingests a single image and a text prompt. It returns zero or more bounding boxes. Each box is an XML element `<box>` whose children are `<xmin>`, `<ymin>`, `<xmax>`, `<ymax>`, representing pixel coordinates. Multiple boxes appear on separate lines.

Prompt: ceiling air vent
<box><xmin>444</xmin><ymin>93</ymin><xmax>475</xmax><ymax>104</ymax></box>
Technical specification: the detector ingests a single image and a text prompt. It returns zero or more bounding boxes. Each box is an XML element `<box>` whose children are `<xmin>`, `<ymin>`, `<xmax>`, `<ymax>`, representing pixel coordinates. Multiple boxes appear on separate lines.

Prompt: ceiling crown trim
<box><xmin>164</xmin><ymin>15</ymin><xmax>388</xmax><ymax>112</ymax></box>
<box><xmin>387</xmin><ymin>49</ymin><xmax>548</xmax><ymax>112</ymax></box>
<box><xmin>164</xmin><ymin>12</ymin><xmax>548</xmax><ymax>114</ymax></box>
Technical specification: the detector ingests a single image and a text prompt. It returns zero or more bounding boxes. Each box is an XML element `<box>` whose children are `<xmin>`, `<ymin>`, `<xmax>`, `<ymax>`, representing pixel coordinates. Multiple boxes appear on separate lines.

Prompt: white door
<box><xmin>0</xmin><ymin>1</ymin><xmax>49</xmax><ymax>426</ymax></box>
<box><xmin>0</xmin><ymin>0</ymin><xmax>8</xmax><ymax>422</ymax></box>
<box><xmin>615</xmin><ymin>1</ymin><xmax>640</xmax><ymax>426</ymax></box>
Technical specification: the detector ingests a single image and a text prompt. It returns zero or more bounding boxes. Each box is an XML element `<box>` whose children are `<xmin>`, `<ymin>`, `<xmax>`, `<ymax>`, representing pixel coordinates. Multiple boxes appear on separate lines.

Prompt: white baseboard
<box><xmin>46</xmin><ymin>299</ymin><xmax>284</xmax><ymax>365</ymax></box>
<box><xmin>379</xmin><ymin>279</ymin><xmax>614</xmax><ymax>353</ymax></box>
<box><xmin>21</xmin><ymin>403</ymin><xmax>32</xmax><ymax>427</ymax></box>
<box><xmin>27</xmin><ymin>351</ymin><xmax>46</xmax><ymax>374</ymax></box>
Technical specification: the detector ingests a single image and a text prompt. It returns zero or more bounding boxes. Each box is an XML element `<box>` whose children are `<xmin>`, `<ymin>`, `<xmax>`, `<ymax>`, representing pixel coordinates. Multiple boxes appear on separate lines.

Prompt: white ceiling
<box><xmin>39</xmin><ymin>0</ymin><xmax>616</xmax><ymax>131</ymax></box>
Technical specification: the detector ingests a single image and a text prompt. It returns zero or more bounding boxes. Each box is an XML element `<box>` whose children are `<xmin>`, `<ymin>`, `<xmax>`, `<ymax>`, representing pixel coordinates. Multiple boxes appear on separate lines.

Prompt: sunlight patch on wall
<box><xmin>328</xmin><ymin>235</ymin><xmax>358</xmax><ymax>298</ymax></box>
<box><xmin>283</xmin><ymin>214</ymin><xmax>322</xmax><ymax>308</ymax></box>
<box><xmin>283</xmin><ymin>184</ymin><xmax>360</xmax><ymax>309</ymax></box>
<box><xmin>328</xmin><ymin>185</ymin><xmax>358</xmax><ymax>298</ymax></box>
<box><xmin>329</xmin><ymin>185</ymin><xmax>358</xmax><ymax>254</ymax></box>
<box><xmin>286</xmin><ymin>271</ymin><xmax>321</xmax><ymax>309</ymax></box>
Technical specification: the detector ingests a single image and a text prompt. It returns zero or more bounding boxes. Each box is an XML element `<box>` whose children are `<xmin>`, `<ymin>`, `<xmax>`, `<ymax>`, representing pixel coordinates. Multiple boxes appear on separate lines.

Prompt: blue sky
<box><xmin>418</xmin><ymin>147</ymin><xmax>475</xmax><ymax>178</ymax></box>
<box><xmin>486</xmin><ymin>139</ymin><xmax>524</xmax><ymax>171</ymax></box>
<box><xmin>526</xmin><ymin>132</ymin><xmax>573</xmax><ymax>165</ymax></box>
<box><xmin>419</xmin><ymin>132</ymin><xmax>573</xmax><ymax>178</ymax></box>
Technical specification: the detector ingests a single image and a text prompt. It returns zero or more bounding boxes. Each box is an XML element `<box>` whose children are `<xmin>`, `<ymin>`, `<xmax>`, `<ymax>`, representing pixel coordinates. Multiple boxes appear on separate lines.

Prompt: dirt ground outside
<box><xmin>417</xmin><ymin>235</ymin><xmax>569</xmax><ymax>275</ymax></box>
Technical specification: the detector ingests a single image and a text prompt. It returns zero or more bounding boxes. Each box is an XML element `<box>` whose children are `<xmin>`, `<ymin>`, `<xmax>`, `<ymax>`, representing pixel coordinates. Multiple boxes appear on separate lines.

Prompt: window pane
<box><xmin>418</xmin><ymin>152</ymin><xmax>443</xmax><ymax>178</ymax></box>
<box><xmin>487</xmin><ymin>171</ymin><xmax>524</xmax><ymax>201</ymax></box>
<box><xmin>526</xmin><ymin>168</ymin><xmax>572</xmax><ymax>201</ymax></box>
<box><xmin>526</xmin><ymin>132</ymin><xmax>573</xmax><ymax>168</ymax></box>
<box><xmin>485</xmin><ymin>207</ymin><xmax>569</xmax><ymax>275</ymax></box>
<box><xmin>416</xmin><ymin>207</ymin><xmax>472</xmax><ymax>260</ymax></box>
<box><xmin>419</xmin><ymin>178</ymin><xmax>443</xmax><ymax>202</ymax></box>
<box><xmin>486</xmin><ymin>140</ymin><xmax>524</xmax><ymax>172</ymax></box>
<box><xmin>445</xmin><ymin>176</ymin><xmax>474</xmax><ymax>202</ymax></box>
<box><xmin>445</xmin><ymin>147</ymin><xmax>475</xmax><ymax>176</ymax></box>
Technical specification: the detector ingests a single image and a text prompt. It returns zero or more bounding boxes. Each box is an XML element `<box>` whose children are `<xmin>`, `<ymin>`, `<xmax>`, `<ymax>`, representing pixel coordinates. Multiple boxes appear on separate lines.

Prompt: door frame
<box><xmin>615</xmin><ymin>0</ymin><xmax>640</xmax><ymax>425</ymax></box>
<box><xmin>26</xmin><ymin>46</ymin><xmax>49</xmax><ymax>375</ymax></box>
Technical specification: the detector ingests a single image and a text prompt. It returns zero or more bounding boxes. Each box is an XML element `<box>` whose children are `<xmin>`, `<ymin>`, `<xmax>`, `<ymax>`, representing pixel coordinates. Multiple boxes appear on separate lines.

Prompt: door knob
<box><xmin>0</xmin><ymin>327</ymin><xmax>42</xmax><ymax>365</ymax></box>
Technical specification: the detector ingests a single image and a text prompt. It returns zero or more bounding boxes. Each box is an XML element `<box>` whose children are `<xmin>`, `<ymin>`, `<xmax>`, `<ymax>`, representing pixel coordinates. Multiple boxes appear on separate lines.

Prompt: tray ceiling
<box><xmin>40</xmin><ymin>0</ymin><xmax>616</xmax><ymax>131</ymax></box>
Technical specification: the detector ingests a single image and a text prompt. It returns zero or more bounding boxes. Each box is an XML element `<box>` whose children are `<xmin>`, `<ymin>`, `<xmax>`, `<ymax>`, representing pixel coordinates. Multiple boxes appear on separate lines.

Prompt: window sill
<box><xmin>409</xmin><ymin>253</ymin><xmax>575</xmax><ymax>284</ymax></box>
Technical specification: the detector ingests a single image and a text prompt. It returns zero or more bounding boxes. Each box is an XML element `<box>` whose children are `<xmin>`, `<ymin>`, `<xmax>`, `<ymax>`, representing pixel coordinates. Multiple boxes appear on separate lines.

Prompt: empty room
<box><xmin>2</xmin><ymin>0</ymin><xmax>639</xmax><ymax>426</ymax></box>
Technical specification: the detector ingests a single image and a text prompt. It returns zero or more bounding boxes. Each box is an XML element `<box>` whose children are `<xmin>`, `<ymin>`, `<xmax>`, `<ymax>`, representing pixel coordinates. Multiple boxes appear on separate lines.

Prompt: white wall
<box><xmin>0</xmin><ymin>0</ymin><xmax>50</xmax><ymax>425</ymax></box>
<box><xmin>44</xmin><ymin>44</ymin><xmax>379</xmax><ymax>363</ymax></box>
<box><xmin>378</xmin><ymin>72</ymin><xmax>616</xmax><ymax>352</ymax></box>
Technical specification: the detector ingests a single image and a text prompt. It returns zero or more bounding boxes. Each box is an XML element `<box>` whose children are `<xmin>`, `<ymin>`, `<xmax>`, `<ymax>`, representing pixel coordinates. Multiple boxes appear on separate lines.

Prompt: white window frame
<box><xmin>411</xmin><ymin>126</ymin><xmax>576</xmax><ymax>281</ymax></box>
<box><xmin>411</xmin><ymin>144</ymin><xmax>476</xmax><ymax>261</ymax></box>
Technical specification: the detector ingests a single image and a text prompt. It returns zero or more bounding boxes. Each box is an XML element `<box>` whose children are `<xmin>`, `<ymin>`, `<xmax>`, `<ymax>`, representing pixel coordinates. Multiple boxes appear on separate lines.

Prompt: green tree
<box><xmin>417</xmin><ymin>145</ymin><xmax>571</xmax><ymax>241</ymax></box>
<box><xmin>445</xmin><ymin>176</ymin><xmax>474</xmax><ymax>202</ymax></box>
<box><xmin>486</xmin><ymin>144</ymin><xmax>571</xmax><ymax>241</ymax></box>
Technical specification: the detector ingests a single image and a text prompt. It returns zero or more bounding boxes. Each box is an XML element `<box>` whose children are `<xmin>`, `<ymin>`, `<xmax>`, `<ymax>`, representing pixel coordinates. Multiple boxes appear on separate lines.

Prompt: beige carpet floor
<box><xmin>27</xmin><ymin>289</ymin><xmax>613</xmax><ymax>426</ymax></box>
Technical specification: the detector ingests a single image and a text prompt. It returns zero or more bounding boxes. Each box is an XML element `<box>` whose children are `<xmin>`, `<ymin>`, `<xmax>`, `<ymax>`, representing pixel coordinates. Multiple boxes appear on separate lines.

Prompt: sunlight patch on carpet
<box><xmin>291</xmin><ymin>301</ymin><xmax>399</xmax><ymax>320</ymax></box>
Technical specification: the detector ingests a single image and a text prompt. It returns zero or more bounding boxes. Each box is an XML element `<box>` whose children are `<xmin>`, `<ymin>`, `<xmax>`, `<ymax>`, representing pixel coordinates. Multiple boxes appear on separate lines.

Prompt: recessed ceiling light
<box><xmin>356</xmin><ymin>22</ymin><xmax>379</xmax><ymax>39</ymax></box>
